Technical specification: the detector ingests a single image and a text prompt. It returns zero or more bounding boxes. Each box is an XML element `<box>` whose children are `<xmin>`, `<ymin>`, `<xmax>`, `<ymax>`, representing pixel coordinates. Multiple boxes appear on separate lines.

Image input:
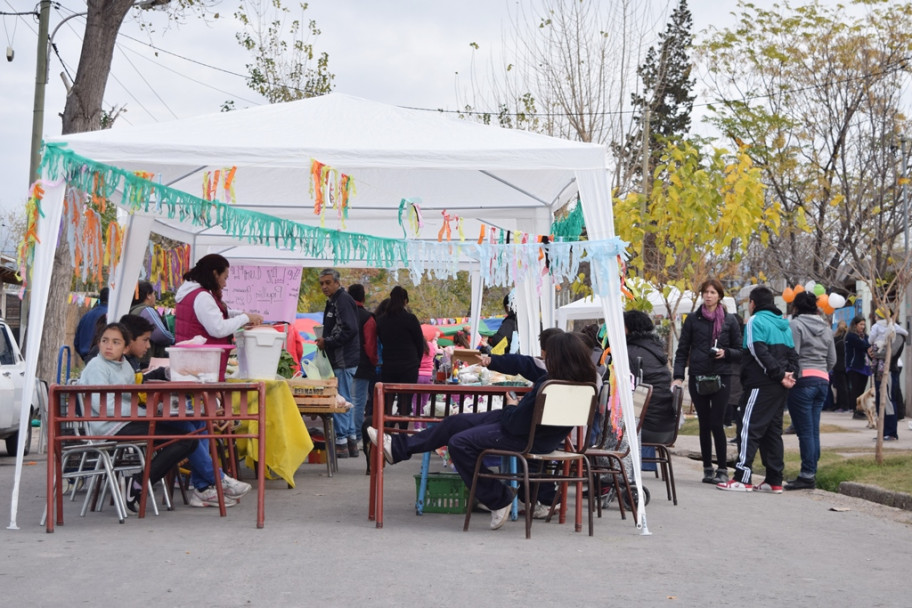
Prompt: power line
<box><xmin>116</xmin><ymin>43</ymin><xmax>179</xmax><ymax>119</ymax></box>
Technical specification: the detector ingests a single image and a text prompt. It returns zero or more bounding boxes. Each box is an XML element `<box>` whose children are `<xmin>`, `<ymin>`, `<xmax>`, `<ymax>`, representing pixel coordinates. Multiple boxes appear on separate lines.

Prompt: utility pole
<box><xmin>21</xmin><ymin>0</ymin><xmax>51</xmax><ymax>349</ymax></box>
<box><xmin>28</xmin><ymin>0</ymin><xmax>51</xmax><ymax>186</ymax></box>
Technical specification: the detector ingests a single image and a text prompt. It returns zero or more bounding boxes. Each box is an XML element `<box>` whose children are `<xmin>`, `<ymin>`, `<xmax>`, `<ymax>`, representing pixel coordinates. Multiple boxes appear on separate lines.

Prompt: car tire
<box><xmin>4</xmin><ymin>410</ymin><xmax>34</xmax><ymax>456</ymax></box>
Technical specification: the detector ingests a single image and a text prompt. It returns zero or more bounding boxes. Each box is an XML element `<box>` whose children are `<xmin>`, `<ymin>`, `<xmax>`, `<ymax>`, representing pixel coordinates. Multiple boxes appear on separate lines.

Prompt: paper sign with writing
<box><xmin>222</xmin><ymin>265</ymin><xmax>302</xmax><ymax>324</ymax></box>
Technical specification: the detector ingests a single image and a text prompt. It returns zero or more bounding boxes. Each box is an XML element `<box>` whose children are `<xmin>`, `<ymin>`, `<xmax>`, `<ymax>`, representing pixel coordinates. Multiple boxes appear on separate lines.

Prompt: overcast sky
<box><xmin>0</xmin><ymin>0</ymin><xmax>801</xmax><ymax>221</ymax></box>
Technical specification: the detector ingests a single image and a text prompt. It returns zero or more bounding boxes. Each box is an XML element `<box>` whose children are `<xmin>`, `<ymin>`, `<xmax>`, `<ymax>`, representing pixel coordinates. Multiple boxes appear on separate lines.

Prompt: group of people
<box><xmin>77</xmin><ymin>254</ymin><xmax>263</xmax><ymax>511</ymax></box>
<box><xmin>672</xmin><ymin>279</ymin><xmax>897</xmax><ymax>495</ymax></box>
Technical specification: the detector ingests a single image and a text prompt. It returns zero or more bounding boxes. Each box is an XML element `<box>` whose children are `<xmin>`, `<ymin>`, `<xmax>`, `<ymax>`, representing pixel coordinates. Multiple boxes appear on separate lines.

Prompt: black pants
<box><xmin>689</xmin><ymin>375</ymin><xmax>731</xmax><ymax>470</ymax></box>
<box><xmin>117</xmin><ymin>422</ymin><xmax>198</xmax><ymax>486</ymax></box>
<box><xmin>847</xmin><ymin>371</ymin><xmax>870</xmax><ymax>411</ymax></box>
<box><xmin>735</xmin><ymin>386</ymin><xmax>786</xmax><ymax>486</ymax></box>
<box><xmin>829</xmin><ymin>370</ymin><xmax>850</xmax><ymax>411</ymax></box>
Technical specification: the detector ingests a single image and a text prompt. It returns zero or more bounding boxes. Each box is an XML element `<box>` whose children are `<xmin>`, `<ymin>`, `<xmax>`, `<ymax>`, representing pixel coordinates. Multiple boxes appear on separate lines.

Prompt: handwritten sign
<box><xmin>222</xmin><ymin>265</ymin><xmax>302</xmax><ymax>324</ymax></box>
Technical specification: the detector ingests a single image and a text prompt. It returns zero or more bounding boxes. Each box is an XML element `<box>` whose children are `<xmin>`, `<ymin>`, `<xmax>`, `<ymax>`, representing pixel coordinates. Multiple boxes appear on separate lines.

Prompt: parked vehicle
<box><xmin>0</xmin><ymin>319</ymin><xmax>38</xmax><ymax>455</ymax></box>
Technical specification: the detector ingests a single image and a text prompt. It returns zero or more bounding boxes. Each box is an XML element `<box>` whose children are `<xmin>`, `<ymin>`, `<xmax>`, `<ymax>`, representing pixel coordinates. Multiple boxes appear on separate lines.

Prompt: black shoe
<box><xmin>702</xmin><ymin>468</ymin><xmax>716</xmax><ymax>484</ymax></box>
<box><xmin>852</xmin><ymin>412</ymin><xmax>867</xmax><ymax>420</ymax></box>
<box><xmin>347</xmin><ymin>437</ymin><xmax>360</xmax><ymax>457</ymax></box>
<box><xmin>124</xmin><ymin>477</ymin><xmax>141</xmax><ymax>513</ymax></box>
<box><xmin>784</xmin><ymin>425</ymin><xmax>796</xmax><ymax>435</ymax></box>
<box><xmin>712</xmin><ymin>469</ymin><xmax>729</xmax><ymax>484</ymax></box>
<box><xmin>728</xmin><ymin>437</ymin><xmax>738</xmax><ymax>444</ymax></box>
<box><xmin>785</xmin><ymin>476</ymin><xmax>816</xmax><ymax>491</ymax></box>
<box><xmin>335</xmin><ymin>444</ymin><xmax>350</xmax><ymax>458</ymax></box>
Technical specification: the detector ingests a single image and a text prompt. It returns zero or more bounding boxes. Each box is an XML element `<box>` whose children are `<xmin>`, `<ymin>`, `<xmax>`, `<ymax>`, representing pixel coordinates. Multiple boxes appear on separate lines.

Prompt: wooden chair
<box><xmin>462</xmin><ymin>380</ymin><xmax>598</xmax><ymax>539</ymax></box>
<box><xmin>587</xmin><ymin>382</ymin><xmax>652</xmax><ymax>523</ymax></box>
<box><xmin>641</xmin><ymin>385</ymin><xmax>684</xmax><ymax>505</ymax></box>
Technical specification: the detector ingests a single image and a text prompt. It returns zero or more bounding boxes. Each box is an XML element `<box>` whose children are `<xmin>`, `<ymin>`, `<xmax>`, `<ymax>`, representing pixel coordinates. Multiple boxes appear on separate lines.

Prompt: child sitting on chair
<box><xmin>119</xmin><ymin>314</ymin><xmax>252</xmax><ymax>509</ymax></box>
<box><xmin>78</xmin><ymin>322</ymin><xmax>197</xmax><ymax>513</ymax></box>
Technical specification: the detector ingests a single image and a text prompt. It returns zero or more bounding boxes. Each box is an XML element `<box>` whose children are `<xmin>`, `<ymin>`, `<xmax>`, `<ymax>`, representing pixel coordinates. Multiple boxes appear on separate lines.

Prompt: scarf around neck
<box><xmin>702</xmin><ymin>304</ymin><xmax>725</xmax><ymax>344</ymax></box>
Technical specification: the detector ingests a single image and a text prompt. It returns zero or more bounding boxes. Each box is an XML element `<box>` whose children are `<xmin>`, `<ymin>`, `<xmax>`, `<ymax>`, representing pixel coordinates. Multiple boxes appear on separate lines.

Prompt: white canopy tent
<box><xmin>11</xmin><ymin>94</ymin><xmax>645</xmax><ymax>531</ymax></box>
<box><xmin>557</xmin><ymin>291</ymin><xmax>737</xmax><ymax>329</ymax></box>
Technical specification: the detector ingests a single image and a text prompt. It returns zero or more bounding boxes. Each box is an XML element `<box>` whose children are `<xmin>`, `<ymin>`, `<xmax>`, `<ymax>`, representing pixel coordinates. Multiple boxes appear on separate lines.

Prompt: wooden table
<box><xmin>47</xmin><ymin>382</ymin><xmax>267</xmax><ymax>531</ymax></box>
<box><xmin>295</xmin><ymin>397</ymin><xmax>350</xmax><ymax>477</ymax></box>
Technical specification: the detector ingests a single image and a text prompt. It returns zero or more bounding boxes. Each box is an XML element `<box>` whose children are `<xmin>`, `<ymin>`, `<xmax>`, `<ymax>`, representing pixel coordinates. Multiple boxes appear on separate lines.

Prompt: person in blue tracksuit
<box><xmin>718</xmin><ymin>286</ymin><xmax>798</xmax><ymax>492</ymax></box>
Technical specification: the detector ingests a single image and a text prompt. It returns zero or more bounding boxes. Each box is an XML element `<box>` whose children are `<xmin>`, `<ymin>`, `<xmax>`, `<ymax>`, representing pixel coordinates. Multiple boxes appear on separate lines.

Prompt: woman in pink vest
<box><xmin>174</xmin><ymin>254</ymin><xmax>263</xmax><ymax>381</ymax></box>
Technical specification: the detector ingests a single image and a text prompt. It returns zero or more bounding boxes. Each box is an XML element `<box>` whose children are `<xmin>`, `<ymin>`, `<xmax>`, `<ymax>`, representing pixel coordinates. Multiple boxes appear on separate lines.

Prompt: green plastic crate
<box><xmin>414</xmin><ymin>472</ymin><xmax>469</xmax><ymax>514</ymax></box>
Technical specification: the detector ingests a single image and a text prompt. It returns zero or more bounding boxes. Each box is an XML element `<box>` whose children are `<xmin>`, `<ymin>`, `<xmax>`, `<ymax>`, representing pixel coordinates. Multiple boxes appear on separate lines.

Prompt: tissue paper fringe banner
<box><xmin>33</xmin><ymin>143</ymin><xmax>626</xmax><ymax>294</ymax></box>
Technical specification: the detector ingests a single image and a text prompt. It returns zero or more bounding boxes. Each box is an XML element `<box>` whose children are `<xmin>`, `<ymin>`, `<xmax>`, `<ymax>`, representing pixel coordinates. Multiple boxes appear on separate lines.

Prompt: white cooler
<box><xmin>236</xmin><ymin>326</ymin><xmax>286</xmax><ymax>379</ymax></box>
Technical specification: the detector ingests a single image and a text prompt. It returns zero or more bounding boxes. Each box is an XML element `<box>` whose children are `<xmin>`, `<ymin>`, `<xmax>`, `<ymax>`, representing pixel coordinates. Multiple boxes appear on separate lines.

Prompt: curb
<box><xmin>839</xmin><ymin>482</ymin><xmax>912</xmax><ymax>511</ymax></box>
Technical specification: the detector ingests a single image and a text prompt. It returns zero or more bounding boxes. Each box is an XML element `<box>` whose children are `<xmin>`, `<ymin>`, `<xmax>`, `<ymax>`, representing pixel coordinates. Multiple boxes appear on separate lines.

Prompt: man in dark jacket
<box><xmin>718</xmin><ymin>286</ymin><xmax>798</xmax><ymax>492</ymax></box>
<box><xmin>316</xmin><ymin>269</ymin><xmax>361</xmax><ymax>457</ymax></box>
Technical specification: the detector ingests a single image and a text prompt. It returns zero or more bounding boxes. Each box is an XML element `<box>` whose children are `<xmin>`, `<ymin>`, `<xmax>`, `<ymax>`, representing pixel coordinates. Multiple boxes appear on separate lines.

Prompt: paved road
<box><xmin>0</xmin><ymin>412</ymin><xmax>908</xmax><ymax>607</ymax></box>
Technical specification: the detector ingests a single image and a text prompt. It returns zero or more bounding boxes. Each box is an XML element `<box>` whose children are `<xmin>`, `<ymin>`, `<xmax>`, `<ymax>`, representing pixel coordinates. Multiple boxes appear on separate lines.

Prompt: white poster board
<box><xmin>222</xmin><ymin>265</ymin><xmax>302</xmax><ymax>324</ymax></box>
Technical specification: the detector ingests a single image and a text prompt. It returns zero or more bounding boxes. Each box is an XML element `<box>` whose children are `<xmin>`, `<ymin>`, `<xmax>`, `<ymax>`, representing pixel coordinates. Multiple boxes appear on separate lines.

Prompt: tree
<box><xmin>37</xmin><ymin>0</ymin><xmax>173</xmax><ymax>383</ymax></box>
<box><xmin>617</xmin><ymin>0</ymin><xmax>696</xmax><ymax>186</ymax></box>
<box><xmin>696</xmin><ymin>0</ymin><xmax>912</xmax><ymax>289</ymax></box>
<box><xmin>234</xmin><ymin>1</ymin><xmax>334</xmax><ymax>103</ymax></box>
<box><xmin>458</xmin><ymin>0</ymin><xmax>661</xmax><ymax>172</ymax></box>
<box><xmin>613</xmin><ymin>138</ymin><xmax>773</xmax><ymax>345</ymax></box>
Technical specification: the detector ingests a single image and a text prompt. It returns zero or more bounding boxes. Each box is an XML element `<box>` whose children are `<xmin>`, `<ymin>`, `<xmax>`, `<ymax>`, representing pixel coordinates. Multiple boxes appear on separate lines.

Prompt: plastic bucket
<box><xmin>166</xmin><ymin>346</ymin><xmax>223</xmax><ymax>382</ymax></box>
<box><xmin>236</xmin><ymin>327</ymin><xmax>286</xmax><ymax>379</ymax></box>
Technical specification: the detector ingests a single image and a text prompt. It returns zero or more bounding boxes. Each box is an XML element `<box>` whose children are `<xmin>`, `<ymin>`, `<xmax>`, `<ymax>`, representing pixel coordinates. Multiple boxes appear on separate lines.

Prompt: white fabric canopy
<box><xmin>11</xmin><ymin>94</ymin><xmax>643</xmax><ymax>531</ymax></box>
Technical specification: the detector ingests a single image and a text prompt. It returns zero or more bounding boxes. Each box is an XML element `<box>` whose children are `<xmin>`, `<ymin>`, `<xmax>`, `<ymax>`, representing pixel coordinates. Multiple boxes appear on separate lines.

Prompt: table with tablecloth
<box><xmin>229</xmin><ymin>379</ymin><xmax>313</xmax><ymax>487</ymax></box>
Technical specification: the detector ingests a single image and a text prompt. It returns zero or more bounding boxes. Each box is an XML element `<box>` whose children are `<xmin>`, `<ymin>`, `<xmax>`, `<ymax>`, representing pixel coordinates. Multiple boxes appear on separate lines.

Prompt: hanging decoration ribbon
<box><xmin>438</xmin><ymin>209</ymin><xmax>453</xmax><ymax>242</ymax></box>
<box><xmin>398</xmin><ymin>198</ymin><xmax>423</xmax><ymax>238</ymax></box>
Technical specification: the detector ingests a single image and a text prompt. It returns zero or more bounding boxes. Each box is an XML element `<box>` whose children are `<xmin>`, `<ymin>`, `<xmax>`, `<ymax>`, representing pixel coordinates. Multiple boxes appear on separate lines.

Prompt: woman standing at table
<box><xmin>375</xmin><ymin>286</ymin><xmax>424</xmax><ymax>424</ymax></box>
<box><xmin>174</xmin><ymin>254</ymin><xmax>263</xmax><ymax>381</ymax></box>
<box><xmin>672</xmin><ymin>278</ymin><xmax>742</xmax><ymax>485</ymax></box>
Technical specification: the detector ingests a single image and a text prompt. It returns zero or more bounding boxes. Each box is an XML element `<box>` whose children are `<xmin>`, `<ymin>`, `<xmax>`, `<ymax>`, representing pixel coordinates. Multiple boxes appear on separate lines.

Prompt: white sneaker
<box><xmin>531</xmin><ymin>501</ymin><xmax>552</xmax><ymax>520</ymax></box>
<box><xmin>189</xmin><ymin>486</ymin><xmax>238</xmax><ymax>508</ymax></box>
<box><xmin>366</xmin><ymin>427</ymin><xmax>394</xmax><ymax>464</ymax></box>
<box><xmin>490</xmin><ymin>504</ymin><xmax>511</xmax><ymax>530</ymax></box>
<box><xmin>222</xmin><ymin>475</ymin><xmax>251</xmax><ymax>499</ymax></box>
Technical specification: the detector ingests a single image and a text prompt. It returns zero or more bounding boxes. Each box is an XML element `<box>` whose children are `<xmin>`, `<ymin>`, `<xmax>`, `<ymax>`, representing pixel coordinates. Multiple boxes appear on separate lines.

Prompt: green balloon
<box><xmin>813</xmin><ymin>283</ymin><xmax>825</xmax><ymax>296</ymax></box>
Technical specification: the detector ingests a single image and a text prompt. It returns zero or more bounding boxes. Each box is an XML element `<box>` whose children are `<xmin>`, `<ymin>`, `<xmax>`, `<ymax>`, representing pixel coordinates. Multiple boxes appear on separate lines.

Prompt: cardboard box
<box><xmin>451</xmin><ymin>348</ymin><xmax>483</xmax><ymax>364</ymax></box>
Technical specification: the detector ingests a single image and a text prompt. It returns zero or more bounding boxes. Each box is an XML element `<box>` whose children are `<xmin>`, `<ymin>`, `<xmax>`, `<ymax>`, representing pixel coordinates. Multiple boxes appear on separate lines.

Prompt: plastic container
<box><xmin>414</xmin><ymin>472</ymin><xmax>469</xmax><ymax>514</ymax></box>
<box><xmin>236</xmin><ymin>326</ymin><xmax>286</xmax><ymax>379</ymax></box>
<box><xmin>166</xmin><ymin>346</ymin><xmax>223</xmax><ymax>382</ymax></box>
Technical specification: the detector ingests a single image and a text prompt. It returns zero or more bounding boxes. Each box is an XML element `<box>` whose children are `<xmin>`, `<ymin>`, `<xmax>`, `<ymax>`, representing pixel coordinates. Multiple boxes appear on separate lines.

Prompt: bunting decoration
<box><xmin>202</xmin><ymin>167</ymin><xmax>237</xmax><ymax>203</ymax></box>
<box><xmin>15</xmin><ymin>181</ymin><xmax>45</xmax><ymax>292</ymax></box>
<box><xmin>310</xmin><ymin>159</ymin><xmax>356</xmax><ymax>228</ymax></box>
<box><xmin>35</xmin><ymin>143</ymin><xmax>627</xmax><ymax>296</ymax></box>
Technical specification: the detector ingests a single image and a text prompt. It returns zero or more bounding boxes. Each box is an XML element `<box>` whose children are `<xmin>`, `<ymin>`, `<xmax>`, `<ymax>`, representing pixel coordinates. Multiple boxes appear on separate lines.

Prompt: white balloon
<box><xmin>828</xmin><ymin>293</ymin><xmax>846</xmax><ymax>309</ymax></box>
<box><xmin>804</xmin><ymin>280</ymin><xmax>816</xmax><ymax>292</ymax></box>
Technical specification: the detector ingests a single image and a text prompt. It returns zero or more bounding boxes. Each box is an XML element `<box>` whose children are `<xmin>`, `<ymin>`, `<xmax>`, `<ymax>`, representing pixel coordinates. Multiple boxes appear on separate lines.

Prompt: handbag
<box><xmin>695</xmin><ymin>374</ymin><xmax>722</xmax><ymax>396</ymax></box>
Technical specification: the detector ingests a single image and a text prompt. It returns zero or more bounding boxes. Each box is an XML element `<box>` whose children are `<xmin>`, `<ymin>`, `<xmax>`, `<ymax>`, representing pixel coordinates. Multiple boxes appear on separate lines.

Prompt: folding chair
<box><xmin>641</xmin><ymin>385</ymin><xmax>684</xmax><ymax>505</ymax></box>
<box><xmin>587</xmin><ymin>382</ymin><xmax>652</xmax><ymax>522</ymax></box>
<box><xmin>462</xmin><ymin>380</ymin><xmax>598</xmax><ymax>539</ymax></box>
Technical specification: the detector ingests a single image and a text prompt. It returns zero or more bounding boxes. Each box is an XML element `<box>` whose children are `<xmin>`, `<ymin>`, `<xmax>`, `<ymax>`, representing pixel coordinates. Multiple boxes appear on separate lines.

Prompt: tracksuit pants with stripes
<box><xmin>735</xmin><ymin>384</ymin><xmax>787</xmax><ymax>486</ymax></box>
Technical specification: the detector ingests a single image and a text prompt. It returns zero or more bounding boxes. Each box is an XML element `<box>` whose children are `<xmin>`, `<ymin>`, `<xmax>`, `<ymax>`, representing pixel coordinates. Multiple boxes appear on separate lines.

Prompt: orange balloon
<box><xmin>817</xmin><ymin>294</ymin><xmax>829</xmax><ymax>310</ymax></box>
<box><xmin>782</xmin><ymin>286</ymin><xmax>795</xmax><ymax>303</ymax></box>
<box><xmin>822</xmin><ymin>303</ymin><xmax>835</xmax><ymax>315</ymax></box>
<box><xmin>794</xmin><ymin>284</ymin><xmax>805</xmax><ymax>294</ymax></box>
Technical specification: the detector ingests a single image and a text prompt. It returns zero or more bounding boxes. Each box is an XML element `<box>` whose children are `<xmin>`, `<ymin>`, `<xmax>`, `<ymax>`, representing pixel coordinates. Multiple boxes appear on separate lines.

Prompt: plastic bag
<box><xmin>303</xmin><ymin>349</ymin><xmax>335</xmax><ymax>379</ymax></box>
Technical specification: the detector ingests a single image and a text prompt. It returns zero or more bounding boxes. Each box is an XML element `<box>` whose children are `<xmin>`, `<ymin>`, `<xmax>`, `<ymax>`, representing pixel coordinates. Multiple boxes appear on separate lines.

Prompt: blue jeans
<box><xmin>333</xmin><ymin>366</ymin><xmax>358</xmax><ymax>443</ymax></box>
<box><xmin>787</xmin><ymin>377</ymin><xmax>829</xmax><ymax>479</ymax></box>
<box><xmin>351</xmin><ymin>377</ymin><xmax>371</xmax><ymax>441</ymax></box>
<box><xmin>173</xmin><ymin>420</ymin><xmax>220</xmax><ymax>490</ymax></box>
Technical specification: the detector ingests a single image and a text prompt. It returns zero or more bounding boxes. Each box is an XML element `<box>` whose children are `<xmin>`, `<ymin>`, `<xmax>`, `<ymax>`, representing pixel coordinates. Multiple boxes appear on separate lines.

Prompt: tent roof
<box><xmin>46</xmin><ymin>94</ymin><xmax>608</xmax><ymax>260</ymax></box>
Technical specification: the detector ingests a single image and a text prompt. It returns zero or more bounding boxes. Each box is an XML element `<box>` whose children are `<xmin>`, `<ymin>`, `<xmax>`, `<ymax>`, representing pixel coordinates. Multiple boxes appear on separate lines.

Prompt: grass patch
<box><xmin>784</xmin><ymin>449</ymin><xmax>912</xmax><ymax>495</ymax></box>
<box><xmin>679</xmin><ymin>414</ymin><xmax>792</xmax><ymax>438</ymax></box>
<box><xmin>679</xmin><ymin>414</ymin><xmax>846</xmax><ymax>437</ymax></box>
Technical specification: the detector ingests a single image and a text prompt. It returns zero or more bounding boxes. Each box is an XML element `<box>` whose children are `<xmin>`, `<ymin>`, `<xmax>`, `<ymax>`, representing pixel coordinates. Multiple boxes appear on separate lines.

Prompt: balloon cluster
<box><xmin>782</xmin><ymin>281</ymin><xmax>846</xmax><ymax>315</ymax></box>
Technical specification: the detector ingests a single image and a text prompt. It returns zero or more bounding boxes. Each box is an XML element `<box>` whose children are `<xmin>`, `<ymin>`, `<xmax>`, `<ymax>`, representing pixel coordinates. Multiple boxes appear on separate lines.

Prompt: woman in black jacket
<box><xmin>672</xmin><ymin>279</ymin><xmax>742</xmax><ymax>485</ymax></box>
<box><xmin>376</xmin><ymin>286</ymin><xmax>425</xmax><ymax>424</ymax></box>
<box><xmin>624</xmin><ymin>311</ymin><xmax>676</xmax><ymax>443</ymax></box>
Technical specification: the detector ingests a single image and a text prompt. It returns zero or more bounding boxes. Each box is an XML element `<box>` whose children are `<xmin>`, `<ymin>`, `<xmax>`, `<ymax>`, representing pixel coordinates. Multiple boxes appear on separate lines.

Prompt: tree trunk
<box><xmin>36</xmin><ymin>0</ymin><xmax>134</xmax><ymax>384</ymax></box>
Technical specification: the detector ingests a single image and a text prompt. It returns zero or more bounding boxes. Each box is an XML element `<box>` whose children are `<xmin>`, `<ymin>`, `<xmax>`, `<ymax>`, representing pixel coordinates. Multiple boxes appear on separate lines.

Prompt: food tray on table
<box><xmin>491</xmin><ymin>380</ymin><xmax>531</xmax><ymax>387</ymax></box>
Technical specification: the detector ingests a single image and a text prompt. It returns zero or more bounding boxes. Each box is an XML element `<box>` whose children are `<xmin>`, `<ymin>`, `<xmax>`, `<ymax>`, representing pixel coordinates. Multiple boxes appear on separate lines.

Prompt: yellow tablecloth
<box><xmin>229</xmin><ymin>379</ymin><xmax>313</xmax><ymax>488</ymax></box>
